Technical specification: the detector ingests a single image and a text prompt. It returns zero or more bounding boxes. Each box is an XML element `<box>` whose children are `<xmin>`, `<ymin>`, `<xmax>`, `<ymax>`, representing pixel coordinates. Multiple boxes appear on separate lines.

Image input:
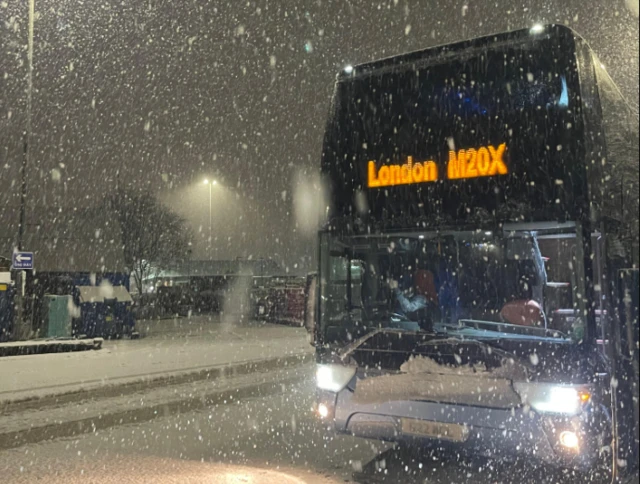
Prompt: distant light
<box><xmin>530</xmin><ymin>24</ymin><xmax>545</xmax><ymax>34</ymax></box>
<box><xmin>344</xmin><ymin>65</ymin><xmax>354</xmax><ymax>74</ymax></box>
<box><xmin>203</xmin><ymin>179</ymin><xmax>209</xmax><ymax>185</ymax></box>
<box><xmin>559</xmin><ymin>431</ymin><xmax>579</xmax><ymax>449</ymax></box>
<box><xmin>212</xmin><ymin>180</ymin><xmax>218</xmax><ymax>185</ymax></box>
<box><xmin>418</xmin><ymin>235</ymin><xmax>425</xmax><ymax>239</ymax></box>
<box><xmin>485</xmin><ymin>231</ymin><xmax>493</xmax><ymax>236</ymax></box>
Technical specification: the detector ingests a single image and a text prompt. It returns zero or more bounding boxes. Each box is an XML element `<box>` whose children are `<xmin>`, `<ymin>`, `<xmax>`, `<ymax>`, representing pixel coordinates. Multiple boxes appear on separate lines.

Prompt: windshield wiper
<box><xmin>454</xmin><ymin>319</ymin><xmax>567</xmax><ymax>339</ymax></box>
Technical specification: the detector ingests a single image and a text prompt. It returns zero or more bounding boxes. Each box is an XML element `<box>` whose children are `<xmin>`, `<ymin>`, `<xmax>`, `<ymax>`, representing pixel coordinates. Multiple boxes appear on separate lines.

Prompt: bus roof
<box><xmin>321</xmin><ymin>24</ymin><xmax>598</xmax><ymax>233</ymax></box>
<box><xmin>338</xmin><ymin>24</ymin><xmax>581</xmax><ymax>83</ymax></box>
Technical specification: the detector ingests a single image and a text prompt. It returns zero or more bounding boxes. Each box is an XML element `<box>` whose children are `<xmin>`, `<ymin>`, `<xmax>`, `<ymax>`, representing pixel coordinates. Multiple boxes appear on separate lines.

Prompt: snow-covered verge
<box><xmin>0</xmin><ymin>323</ymin><xmax>311</xmax><ymax>404</ymax></box>
<box><xmin>0</xmin><ymin>338</ymin><xmax>102</xmax><ymax>357</ymax></box>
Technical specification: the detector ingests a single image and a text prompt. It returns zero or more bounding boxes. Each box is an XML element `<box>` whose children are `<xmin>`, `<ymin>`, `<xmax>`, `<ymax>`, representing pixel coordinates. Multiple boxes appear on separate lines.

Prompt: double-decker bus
<box><xmin>305</xmin><ymin>25</ymin><xmax>638</xmax><ymax>478</ymax></box>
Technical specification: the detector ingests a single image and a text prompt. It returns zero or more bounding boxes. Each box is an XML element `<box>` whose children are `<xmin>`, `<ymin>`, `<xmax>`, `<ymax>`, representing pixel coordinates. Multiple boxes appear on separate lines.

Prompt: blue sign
<box><xmin>12</xmin><ymin>252</ymin><xmax>34</xmax><ymax>270</ymax></box>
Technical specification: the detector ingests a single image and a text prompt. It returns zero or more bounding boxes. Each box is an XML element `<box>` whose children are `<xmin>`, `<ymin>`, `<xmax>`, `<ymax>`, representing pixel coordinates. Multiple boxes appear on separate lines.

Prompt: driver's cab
<box><xmin>319</xmin><ymin>222</ymin><xmax>598</xmax><ymax>344</ymax></box>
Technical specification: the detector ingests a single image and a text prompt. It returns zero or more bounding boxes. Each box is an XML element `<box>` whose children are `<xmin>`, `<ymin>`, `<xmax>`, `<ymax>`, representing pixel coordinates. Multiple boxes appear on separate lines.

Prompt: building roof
<box><xmin>147</xmin><ymin>258</ymin><xmax>283</xmax><ymax>280</ymax></box>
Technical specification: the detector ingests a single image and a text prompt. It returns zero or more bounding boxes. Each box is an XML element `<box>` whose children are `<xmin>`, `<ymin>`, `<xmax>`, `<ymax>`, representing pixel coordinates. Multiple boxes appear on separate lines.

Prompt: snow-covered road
<box><xmin>0</xmin><ymin>373</ymin><xmax>591</xmax><ymax>484</ymax></box>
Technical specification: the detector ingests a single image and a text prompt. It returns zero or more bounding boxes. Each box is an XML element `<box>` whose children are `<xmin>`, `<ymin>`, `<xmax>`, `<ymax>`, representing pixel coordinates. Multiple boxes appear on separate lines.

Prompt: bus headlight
<box><xmin>513</xmin><ymin>382</ymin><xmax>591</xmax><ymax>416</ymax></box>
<box><xmin>316</xmin><ymin>364</ymin><xmax>356</xmax><ymax>393</ymax></box>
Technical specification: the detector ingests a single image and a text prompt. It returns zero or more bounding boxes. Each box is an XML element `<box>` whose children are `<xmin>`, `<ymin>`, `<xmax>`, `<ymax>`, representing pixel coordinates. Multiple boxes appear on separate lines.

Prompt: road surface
<box><xmin>0</xmin><ymin>368</ymin><xmax>601</xmax><ymax>484</ymax></box>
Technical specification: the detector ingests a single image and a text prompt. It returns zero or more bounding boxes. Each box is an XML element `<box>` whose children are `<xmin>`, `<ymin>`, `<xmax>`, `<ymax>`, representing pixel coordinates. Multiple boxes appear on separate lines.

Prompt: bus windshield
<box><xmin>319</xmin><ymin>222</ymin><xmax>596</xmax><ymax>346</ymax></box>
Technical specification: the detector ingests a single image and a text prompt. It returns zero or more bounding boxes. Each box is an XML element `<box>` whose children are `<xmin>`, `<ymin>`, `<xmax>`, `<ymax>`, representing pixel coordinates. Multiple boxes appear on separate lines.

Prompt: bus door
<box><xmin>615</xmin><ymin>269</ymin><xmax>639</xmax><ymax>473</ymax></box>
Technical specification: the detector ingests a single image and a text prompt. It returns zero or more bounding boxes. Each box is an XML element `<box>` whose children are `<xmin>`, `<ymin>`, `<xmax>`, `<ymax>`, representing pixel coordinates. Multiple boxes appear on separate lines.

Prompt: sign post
<box><xmin>12</xmin><ymin>252</ymin><xmax>33</xmax><ymax>340</ymax></box>
<box><xmin>12</xmin><ymin>252</ymin><xmax>34</xmax><ymax>271</ymax></box>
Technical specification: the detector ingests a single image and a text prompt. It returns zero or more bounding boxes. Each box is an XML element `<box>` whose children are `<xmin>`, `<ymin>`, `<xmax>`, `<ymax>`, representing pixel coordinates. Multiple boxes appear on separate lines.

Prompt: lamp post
<box><xmin>13</xmin><ymin>0</ymin><xmax>36</xmax><ymax>340</ymax></box>
<box><xmin>203</xmin><ymin>179</ymin><xmax>217</xmax><ymax>259</ymax></box>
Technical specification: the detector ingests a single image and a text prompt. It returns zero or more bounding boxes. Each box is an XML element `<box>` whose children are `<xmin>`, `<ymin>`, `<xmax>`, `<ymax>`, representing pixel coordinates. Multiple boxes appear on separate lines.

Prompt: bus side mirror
<box><xmin>304</xmin><ymin>272</ymin><xmax>318</xmax><ymax>346</ymax></box>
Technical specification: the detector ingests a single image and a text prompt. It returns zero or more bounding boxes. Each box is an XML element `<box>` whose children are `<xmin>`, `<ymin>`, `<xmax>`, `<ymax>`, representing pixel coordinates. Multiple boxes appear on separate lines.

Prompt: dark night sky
<box><xmin>1</xmin><ymin>0</ymin><xmax>638</xmax><ymax>272</ymax></box>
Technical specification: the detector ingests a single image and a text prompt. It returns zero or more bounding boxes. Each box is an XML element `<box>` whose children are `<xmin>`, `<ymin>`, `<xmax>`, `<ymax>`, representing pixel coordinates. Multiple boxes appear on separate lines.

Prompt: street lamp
<box><xmin>203</xmin><ymin>179</ymin><xmax>217</xmax><ymax>259</ymax></box>
<box><xmin>13</xmin><ymin>0</ymin><xmax>36</xmax><ymax>340</ymax></box>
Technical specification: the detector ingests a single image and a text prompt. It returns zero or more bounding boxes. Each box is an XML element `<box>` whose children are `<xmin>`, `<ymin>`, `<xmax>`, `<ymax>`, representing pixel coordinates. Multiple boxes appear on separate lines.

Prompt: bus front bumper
<box><xmin>317</xmin><ymin>388</ymin><xmax>605</xmax><ymax>471</ymax></box>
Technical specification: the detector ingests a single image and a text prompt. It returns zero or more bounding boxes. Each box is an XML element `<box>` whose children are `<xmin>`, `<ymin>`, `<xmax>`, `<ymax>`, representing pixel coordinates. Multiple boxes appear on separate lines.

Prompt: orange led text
<box><xmin>368</xmin><ymin>157</ymin><xmax>438</xmax><ymax>188</ymax></box>
<box><xmin>447</xmin><ymin>143</ymin><xmax>508</xmax><ymax>180</ymax></box>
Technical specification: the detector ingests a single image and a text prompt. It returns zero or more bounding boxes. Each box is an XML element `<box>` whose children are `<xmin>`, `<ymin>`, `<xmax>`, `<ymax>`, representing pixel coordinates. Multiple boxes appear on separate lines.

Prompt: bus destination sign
<box><xmin>367</xmin><ymin>143</ymin><xmax>508</xmax><ymax>188</ymax></box>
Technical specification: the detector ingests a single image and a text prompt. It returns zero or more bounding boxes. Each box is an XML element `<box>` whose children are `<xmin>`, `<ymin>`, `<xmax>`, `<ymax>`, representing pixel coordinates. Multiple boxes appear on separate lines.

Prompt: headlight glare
<box><xmin>316</xmin><ymin>364</ymin><xmax>356</xmax><ymax>393</ymax></box>
<box><xmin>513</xmin><ymin>382</ymin><xmax>591</xmax><ymax>416</ymax></box>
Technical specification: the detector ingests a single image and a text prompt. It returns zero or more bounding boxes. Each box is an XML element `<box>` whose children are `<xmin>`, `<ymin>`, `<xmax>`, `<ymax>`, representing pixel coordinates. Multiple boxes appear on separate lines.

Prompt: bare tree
<box><xmin>107</xmin><ymin>189</ymin><xmax>192</xmax><ymax>295</ymax></box>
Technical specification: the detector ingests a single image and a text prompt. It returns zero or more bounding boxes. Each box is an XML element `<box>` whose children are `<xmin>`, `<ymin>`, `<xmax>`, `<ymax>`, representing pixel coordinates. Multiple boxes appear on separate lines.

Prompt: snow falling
<box><xmin>0</xmin><ymin>0</ymin><xmax>638</xmax><ymax>483</ymax></box>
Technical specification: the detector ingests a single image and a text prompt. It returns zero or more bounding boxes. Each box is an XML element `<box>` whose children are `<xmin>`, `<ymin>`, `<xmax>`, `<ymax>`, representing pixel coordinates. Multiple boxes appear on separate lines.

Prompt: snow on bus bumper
<box><xmin>325</xmin><ymin>388</ymin><xmax>601</xmax><ymax>470</ymax></box>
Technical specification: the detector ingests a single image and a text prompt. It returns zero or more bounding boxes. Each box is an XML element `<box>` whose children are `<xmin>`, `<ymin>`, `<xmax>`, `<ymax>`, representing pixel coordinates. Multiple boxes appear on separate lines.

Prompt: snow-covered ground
<box><xmin>0</xmin><ymin>316</ymin><xmax>311</xmax><ymax>403</ymax></box>
<box><xmin>0</xmin><ymin>338</ymin><xmax>103</xmax><ymax>358</ymax></box>
<box><xmin>0</xmin><ymin>364</ymin><xmax>313</xmax><ymax>442</ymax></box>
